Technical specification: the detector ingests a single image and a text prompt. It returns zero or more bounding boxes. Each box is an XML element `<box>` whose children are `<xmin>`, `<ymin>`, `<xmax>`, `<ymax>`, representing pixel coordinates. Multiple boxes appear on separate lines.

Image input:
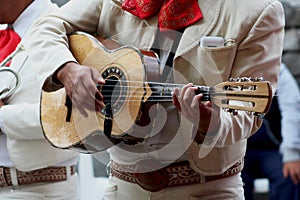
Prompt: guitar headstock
<box><xmin>211</xmin><ymin>77</ymin><xmax>272</xmax><ymax>116</ymax></box>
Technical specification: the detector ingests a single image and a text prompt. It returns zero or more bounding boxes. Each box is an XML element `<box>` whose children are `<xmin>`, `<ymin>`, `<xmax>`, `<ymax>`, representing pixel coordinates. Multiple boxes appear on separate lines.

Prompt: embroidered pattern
<box><xmin>122</xmin><ymin>0</ymin><xmax>203</xmax><ymax>30</ymax></box>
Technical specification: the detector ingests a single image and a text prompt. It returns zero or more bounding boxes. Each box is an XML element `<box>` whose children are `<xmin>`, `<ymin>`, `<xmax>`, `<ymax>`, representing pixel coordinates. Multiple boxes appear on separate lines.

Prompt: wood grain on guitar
<box><xmin>40</xmin><ymin>32</ymin><xmax>272</xmax><ymax>153</ymax></box>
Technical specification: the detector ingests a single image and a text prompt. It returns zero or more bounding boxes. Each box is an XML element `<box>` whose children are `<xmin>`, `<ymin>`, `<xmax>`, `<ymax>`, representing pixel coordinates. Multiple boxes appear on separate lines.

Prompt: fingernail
<box><xmin>98</xmin><ymin>77</ymin><xmax>105</xmax><ymax>83</ymax></box>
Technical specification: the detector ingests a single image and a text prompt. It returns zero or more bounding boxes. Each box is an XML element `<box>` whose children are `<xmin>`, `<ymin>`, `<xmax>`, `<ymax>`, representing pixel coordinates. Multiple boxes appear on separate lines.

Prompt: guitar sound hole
<box><xmin>100</xmin><ymin>66</ymin><xmax>127</xmax><ymax>115</ymax></box>
<box><xmin>102</xmin><ymin>77</ymin><xmax>119</xmax><ymax>105</ymax></box>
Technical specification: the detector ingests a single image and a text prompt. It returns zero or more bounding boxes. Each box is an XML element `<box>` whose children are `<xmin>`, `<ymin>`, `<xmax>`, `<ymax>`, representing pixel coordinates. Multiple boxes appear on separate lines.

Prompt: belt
<box><xmin>0</xmin><ymin>165</ymin><xmax>76</xmax><ymax>188</ymax></box>
<box><xmin>111</xmin><ymin>160</ymin><xmax>243</xmax><ymax>192</ymax></box>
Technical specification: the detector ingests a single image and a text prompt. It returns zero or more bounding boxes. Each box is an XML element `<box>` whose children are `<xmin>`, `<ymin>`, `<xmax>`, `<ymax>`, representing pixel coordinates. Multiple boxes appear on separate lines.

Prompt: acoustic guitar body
<box><xmin>40</xmin><ymin>32</ymin><xmax>160</xmax><ymax>153</ymax></box>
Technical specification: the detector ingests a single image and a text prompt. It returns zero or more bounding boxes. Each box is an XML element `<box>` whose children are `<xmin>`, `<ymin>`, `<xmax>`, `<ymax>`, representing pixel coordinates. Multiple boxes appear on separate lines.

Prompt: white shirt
<box><xmin>0</xmin><ymin>0</ymin><xmax>53</xmax><ymax>167</ymax></box>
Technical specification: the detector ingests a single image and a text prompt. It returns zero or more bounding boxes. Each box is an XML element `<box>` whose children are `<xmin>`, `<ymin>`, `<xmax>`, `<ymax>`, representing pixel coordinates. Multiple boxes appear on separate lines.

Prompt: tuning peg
<box><xmin>228</xmin><ymin>77</ymin><xmax>252</xmax><ymax>82</ymax></box>
<box><xmin>228</xmin><ymin>77</ymin><xmax>266</xmax><ymax>82</ymax></box>
<box><xmin>254</xmin><ymin>77</ymin><xmax>265</xmax><ymax>82</ymax></box>
<box><xmin>223</xmin><ymin>108</ymin><xmax>238</xmax><ymax>115</ymax></box>
<box><xmin>230</xmin><ymin>109</ymin><xmax>238</xmax><ymax>115</ymax></box>
<box><xmin>252</xmin><ymin>112</ymin><xmax>265</xmax><ymax>119</ymax></box>
<box><xmin>229</xmin><ymin>77</ymin><xmax>239</xmax><ymax>82</ymax></box>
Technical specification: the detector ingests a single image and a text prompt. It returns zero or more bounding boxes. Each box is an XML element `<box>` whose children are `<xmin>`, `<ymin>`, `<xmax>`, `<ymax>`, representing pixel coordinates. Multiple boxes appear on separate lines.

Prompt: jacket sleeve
<box><xmin>0</xmin><ymin>103</ymin><xmax>45</xmax><ymax>140</ymax></box>
<box><xmin>27</xmin><ymin>0</ymin><xmax>103</xmax><ymax>88</ymax></box>
<box><xmin>0</xmin><ymin>51</ymin><xmax>46</xmax><ymax>140</ymax></box>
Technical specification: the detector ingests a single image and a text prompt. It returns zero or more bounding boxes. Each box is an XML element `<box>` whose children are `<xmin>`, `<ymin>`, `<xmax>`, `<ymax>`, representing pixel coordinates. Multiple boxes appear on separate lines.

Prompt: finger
<box><xmin>287</xmin><ymin>169</ymin><xmax>300</xmax><ymax>185</ymax></box>
<box><xmin>95</xmin><ymin>91</ymin><xmax>105</xmax><ymax>111</ymax></box>
<box><xmin>84</xmin><ymin>84</ymin><xmax>103</xmax><ymax>112</ymax></box>
<box><xmin>191</xmin><ymin>94</ymin><xmax>202</xmax><ymax>110</ymax></box>
<box><xmin>90</xmin><ymin>67</ymin><xmax>104</xmax><ymax>83</ymax></box>
<box><xmin>90</xmin><ymin>68</ymin><xmax>106</xmax><ymax>110</ymax></box>
<box><xmin>187</xmin><ymin>95</ymin><xmax>202</xmax><ymax>125</ymax></box>
<box><xmin>70</xmin><ymin>80</ymin><xmax>98</xmax><ymax>116</ymax></box>
<box><xmin>97</xmin><ymin>76</ymin><xmax>106</xmax><ymax>84</ymax></box>
<box><xmin>203</xmin><ymin>101</ymin><xmax>212</xmax><ymax>107</ymax></box>
<box><xmin>71</xmin><ymin>95</ymin><xmax>89</xmax><ymax>117</ymax></box>
<box><xmin>282</xmin><ymin>166</ymin><xmax>288</xmax><ymax>178</ymax></box>
<box><xmin>176</xmin><ymin>84</ymin><xmax>190</xmax><ymax>116</ymax></box>
<box><xmin>172</xmin><ymin>88</ymin><xmax>181</xmax><ymax>111</ymax></box>
<box><xmin>181</xmin><ymin>85</ymin><xmax>195</xmax><ymax>117</ymax></box>
<box><xmin>294</xmin><ymin>178</ymin><xmax>300</xmax><ymax>185</ymax></box>
<box><xmin>71</xmin><ymin>82</ymin><xmax>97</xmax><ymax>117</ymax></box>
<box><xmin>291</xmin><ymin>175</ymin><xmax>299</xmax><ymax>185</ymax></box>
<box><xmin>293</xmin><ymin>170</ymin><xmax>300</xmax><ymax>185</ymax></box>
<box><xmin>179</xmin><ymin>83</ymin><xmax>193</xmax><ymax>100</ymax></box>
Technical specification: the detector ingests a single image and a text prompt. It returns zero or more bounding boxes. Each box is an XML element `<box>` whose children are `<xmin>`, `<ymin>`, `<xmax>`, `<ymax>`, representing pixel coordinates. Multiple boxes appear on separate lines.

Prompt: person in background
<box><xmin>242</xmin><ymin>63</ymin><xmax>300</xmax><ymax>200</ymax></box>
<box><xmin>0</xmin><ymin>0</ymin><xmax>79</xmax><ymax>199</ymax></box>
<box><xmin>26</xmin><ymin>0</ymin><xmax>284</xmax><ymax>199</ymax></box>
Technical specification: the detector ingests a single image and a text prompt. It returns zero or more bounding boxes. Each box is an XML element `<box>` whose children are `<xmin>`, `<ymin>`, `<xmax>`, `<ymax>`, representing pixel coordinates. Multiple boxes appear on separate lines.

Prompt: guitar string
<box><xmin>98</xmin><ymin>80</ymin><xmax>258</xmax><ymax>90</ymax></box>
<box><xmin>98</xmin><ymin>80</ymin><xmax>262</xmax><ymax>99</ymax></box>
<box><xmin>98</xmin><ymin>79</ymin><xmax>194</xmax><ymax>88</ymax></box>
<box><xmin>97</xmin><ymin>79</ymin><xmax>211</xmax><ymax>101</ymax></box>
<box><xmin>64</xmin><ymin>79</ymin><xmax>267</xmax><ymax>103</ymax></box>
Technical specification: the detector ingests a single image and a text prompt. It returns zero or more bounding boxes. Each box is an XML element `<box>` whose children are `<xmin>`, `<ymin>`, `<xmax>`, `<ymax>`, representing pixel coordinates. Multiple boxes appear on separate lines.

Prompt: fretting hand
<box><xmin>172</xmin><ymin>83</ymin><xmax>220</xmax><ymax>135</ymax></box>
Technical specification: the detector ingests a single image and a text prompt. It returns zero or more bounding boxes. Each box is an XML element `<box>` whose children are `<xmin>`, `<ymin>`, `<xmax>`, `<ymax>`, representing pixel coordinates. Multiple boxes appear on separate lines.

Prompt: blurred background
<box><xmin>281</xmin><ymin>0</ymin><xmax>300</xmax><ymax>86</ymax></box>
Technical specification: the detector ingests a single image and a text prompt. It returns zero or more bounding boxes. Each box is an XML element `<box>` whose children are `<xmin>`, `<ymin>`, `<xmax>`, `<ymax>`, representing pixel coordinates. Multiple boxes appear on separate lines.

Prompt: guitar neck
<box><xmin>148</xmin><ymin>82</ymin><xmax>211</xmax><ymax>103</ymax></box>
<box><xmin>146</xmin><ymin>79</ymin><xmax>272</xmax><ymax>115</ymax></box>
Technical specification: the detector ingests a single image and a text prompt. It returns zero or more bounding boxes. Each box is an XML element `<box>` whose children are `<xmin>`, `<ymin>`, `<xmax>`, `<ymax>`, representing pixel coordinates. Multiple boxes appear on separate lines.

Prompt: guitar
<box><xmin>40</xmin><ymin>31</ymin><xmax>272</xmax><ymax>153</ymax></box>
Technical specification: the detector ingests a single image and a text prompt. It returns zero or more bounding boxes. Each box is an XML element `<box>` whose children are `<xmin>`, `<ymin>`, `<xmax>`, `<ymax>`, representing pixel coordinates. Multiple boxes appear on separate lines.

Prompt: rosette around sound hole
<box><xmin>101</xmin><ymin>66</ymin><xmax>127</xmax><ymax>115</ymax></box>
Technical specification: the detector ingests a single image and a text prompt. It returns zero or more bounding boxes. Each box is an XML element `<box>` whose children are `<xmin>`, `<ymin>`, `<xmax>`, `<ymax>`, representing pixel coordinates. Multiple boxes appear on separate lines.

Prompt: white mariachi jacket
<box><xmin>26</xmin><ymin>0</ymin><xmax>284</xmax><ymax>175</ymax></box>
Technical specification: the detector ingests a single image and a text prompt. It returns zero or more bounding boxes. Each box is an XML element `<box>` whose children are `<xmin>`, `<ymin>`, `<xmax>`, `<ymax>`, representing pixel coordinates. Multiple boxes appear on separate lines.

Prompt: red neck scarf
<box><xmin>122</xmin><ymin>0</ymin><xmax>203</xmax><ymax>31</ymax></box>
<box><xmin>0</xmin><ymin>28</ymin><xmax>21</xmax><ymax>66</ymax></box>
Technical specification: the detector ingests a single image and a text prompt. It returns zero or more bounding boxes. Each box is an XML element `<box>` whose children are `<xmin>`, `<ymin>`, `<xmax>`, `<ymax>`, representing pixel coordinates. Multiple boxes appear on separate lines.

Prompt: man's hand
<box><xmin>172</xmin><ymin>83</ymin><xmax>220</xmax><ymax>134</ymax></box>
<box><xmin>56</xmin><ymin>62</ymin><xmax>105</xmax><ymax>117</ymax></box>
<box><xmin>0</xmin><ymin>100</ymin><xmax>4</xmax><ymax>108</ymax></box>
<box><xmin>283</xmin><ymin>160</ymin><xmax>300</xmax><ymax>185</ymax></box>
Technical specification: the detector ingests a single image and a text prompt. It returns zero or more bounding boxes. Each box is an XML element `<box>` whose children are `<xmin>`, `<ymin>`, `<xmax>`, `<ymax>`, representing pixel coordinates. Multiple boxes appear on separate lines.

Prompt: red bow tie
<box><xmin>122</xmin><ymin>0</ymin><xmax>203</xmax><ymax>31</ymax></box>
<box><xmin>0</xmin><ymin>28</ymin><xmax>21</xmax><ymax>66</ymax></box>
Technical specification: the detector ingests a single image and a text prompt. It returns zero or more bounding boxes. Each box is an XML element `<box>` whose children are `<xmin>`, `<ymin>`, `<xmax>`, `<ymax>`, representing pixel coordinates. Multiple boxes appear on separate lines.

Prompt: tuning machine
<box><xmin>223</xmin><ymin>108</ymin><xmax>238</xmax><ymax>115</ymax></box>
<box><xmin>252</xmin><ymin>112</ymin><xmax>265</xmax><ymax>119</ymax></box>
<box><xmin>229</xmin><ymin>77</ymin><xmax>265</xmax><ymax>82</ymax></box>
<box><xmin>223</xmin><ymin>109</ymin><xmax>266</xmax><ymax>119</ymax></box>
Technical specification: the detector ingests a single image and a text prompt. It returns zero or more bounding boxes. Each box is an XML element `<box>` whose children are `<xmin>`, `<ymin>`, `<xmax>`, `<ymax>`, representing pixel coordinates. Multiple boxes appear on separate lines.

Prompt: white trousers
<box><xmin>103</xmin><ymin>173</ymin><xmax>244</xmax><ymax>200</ymax></box>
<box><xmin>0</xmin><ymin>173</ymin><xmax>79</xmax><ymax>200</ymax></box>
